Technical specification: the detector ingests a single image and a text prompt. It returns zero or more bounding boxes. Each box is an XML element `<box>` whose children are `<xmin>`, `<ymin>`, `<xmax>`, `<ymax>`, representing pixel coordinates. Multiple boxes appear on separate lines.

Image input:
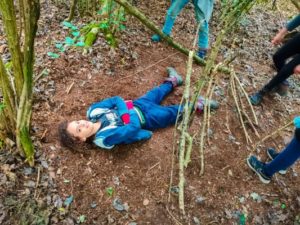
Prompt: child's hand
<box><xmin>271</xmin><ymin>28</ymin><xmax>288</xmax><ymax>45</ymax></box>
<box><xmin>294</xmin><ymin>116</ymin><xmax>300</xmax><ymax>128</ymax></box>
<box><xmin>294</xmin><ymin>65</ymin><xmax>300</xmax><ymax>74</ymax></box>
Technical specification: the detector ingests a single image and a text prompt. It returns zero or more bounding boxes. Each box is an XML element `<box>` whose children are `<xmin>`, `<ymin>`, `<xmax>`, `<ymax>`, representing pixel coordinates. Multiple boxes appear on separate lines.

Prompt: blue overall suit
<box><xmin>86</xmin><ymin>82</ymin><xmax>182</xmax><ymax>149</ymax></box>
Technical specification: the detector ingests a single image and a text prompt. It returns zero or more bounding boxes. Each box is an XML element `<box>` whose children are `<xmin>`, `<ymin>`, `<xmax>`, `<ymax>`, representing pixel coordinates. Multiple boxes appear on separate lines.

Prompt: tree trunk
<box><xmin>67</xmin><ymin>0</ymin><xmax>78</xmax><ymax>21</ymax></box>
<box><xmin>16</xmin><ymin>0</ymin><xmax>40</xmax><ymax>166</ymax></box>
<box><xmin>0</xmin><ymin>59</ymin><xmax>16</xmax><ymax>137</ymax></box>
<box><xmin>0</xmin><ymin>0</ymin><xmax>24</xmax><ymax>98</ymax></box>
<box><xmin>0</xmin><ymin>0</ymin><xmax>40</xmax><ymax>166</ymax></box>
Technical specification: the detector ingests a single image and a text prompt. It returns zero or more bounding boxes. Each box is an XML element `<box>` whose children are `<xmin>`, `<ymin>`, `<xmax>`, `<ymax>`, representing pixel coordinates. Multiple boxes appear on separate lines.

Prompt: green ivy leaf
<box><xmin>106</xmin><ymin>187</ymin><xmax>114</xmax><ymax>197</ymax></box>
<box><xmin>75</xmin><ymin>41</ymin><xmax>85</xmax><ymax>47</ymax></box>
<box><xmin>71</xmin><ymin>25</ymin><xmax>78</xmax><ymax>31</ymax></box>
<box><xmin>72</xmin><ymin>31</ymin><xmax>80</xmax><ymax>37</ymax></box>
<box><xmin>239</xmin><ymin>213</ymin><xmax>246</xmax><ymax>225</ymax></box>
<box><xmin>55</xmin><ymin>42</ymin><xmax>63</xmax><ymax>49</ymax></box>
<box><xmin>99</xmin><ymin>22</ymin><xmax>109</xmax><ymax>29</ymax></box>
<box><xmin>0</xmin><ymin>102</ymin><xmax>5</xmax><ymax>112</ymax></box>
<box><xmin>55</xmin><ymin>42</ymin><xmax>65</xmax><ymax>52</ymax></box>
<box><xmin>47</xmin><ymin>52</ymin><xmax>60</xmax><ymax>59</ymax></box>
<box><xmin>119</xmin><ymin>24</ymin><xmax>126</xmax><ymax>31</ymax></box>
<box><xmin>62</xmin><ymin>21</ymin><xmax>74</xmax><ymax>28</ymax></box>
<box><xmin>78</xmin><ymin>215</ymin><xmax>86</xmax><ymax>223</ymax></box>
<box><xmin>65</xmin><ymin>37</ymin><xmax>75</xmax><ymax>45</ymax></box>
<box><xmin>281</xmin><ymin>203</ymin><xmax>286</xmax><ymax>209</ymax></box>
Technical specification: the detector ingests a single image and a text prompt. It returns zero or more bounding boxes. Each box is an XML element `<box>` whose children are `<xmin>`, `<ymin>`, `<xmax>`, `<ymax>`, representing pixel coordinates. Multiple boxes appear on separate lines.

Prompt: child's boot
<box><xmin>151</xmin><ymin>34</ymin><xmax>162</xmax><ymax>42</ymax></box>
<box><xmin>196</xmin><ymin>96</ymin><xmax>219</xmax><ymax>112</ymax></box>
<box><xmin>250</xmin><ymin>87</ymin><xmax>269</xmax><ymax>105</ymax></box>
<box><xmin>197</xmin><ymin>49</ymin><xmax>207</xmax><ymax>59</ymax></box>
<box><xmin>164</xmin><ymin>67</ymin><xmax>183</xmax><ymax>87</ymax></box>
<box><xmin>247</xmin><ymin>155</ymin><xmax>271</xmax><ymax>184</ymax></box>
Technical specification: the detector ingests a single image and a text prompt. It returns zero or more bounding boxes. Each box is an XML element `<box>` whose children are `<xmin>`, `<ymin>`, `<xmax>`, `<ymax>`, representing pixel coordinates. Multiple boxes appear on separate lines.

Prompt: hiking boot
<box><xmin>273</xmin><ymin>80</ymin><xmax>289</xmax><ymax>96</ymax></box>
<box><xmin>250</xmin><ymin>92</ymin><xmax>264</xmax><ymax>105</ymax></box>
<box><xmin>197</xmin><ymin>49</ymin><xmax>207</xmax><ymax>59</ymax></box>
<box><xmin>196</xmin><ymin>96</ymin><xmax>219</xmax><ymax>112</ymax></box>
<box><xmin>247</xmin><ymin>155</ymin><xmax>271</xmax><ymax>184</ymax></box>
<box><xmin>266</xmin><ymin>148</ymin><xmax>287</xmax><ymax>175</ymax></box>
<box><xmin>151</xmin><ymin>34</ymin><xmax>161</xmax><ymax>42</ymax></box>
<box><xmin>165</xmin><ymin>67</ymin><xmax>183</xmax><ymax>87</ymax></box>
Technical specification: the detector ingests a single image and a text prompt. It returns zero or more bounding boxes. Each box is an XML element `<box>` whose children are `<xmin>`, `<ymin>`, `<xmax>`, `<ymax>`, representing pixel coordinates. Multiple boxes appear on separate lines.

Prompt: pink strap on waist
<box><xmin>125</xmin><ymin>100</ymin><xmax>134</xmax><ymax>109</ymax></box>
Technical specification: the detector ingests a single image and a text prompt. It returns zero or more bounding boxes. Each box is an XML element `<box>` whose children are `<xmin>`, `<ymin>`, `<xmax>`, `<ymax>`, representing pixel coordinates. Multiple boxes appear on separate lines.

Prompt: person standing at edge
<box><xmin>247</xmin><ymin>116</ymin><xmax>300</xmax><ymax>184</ymax></box>
<box><xmin>250</xmin><ymin>13</ymin><xmax>300</xmax><ymax>105</ymax></box>
<box><xmin>151</xmin><ymin>0</ymin><xmax>214</xmax><ymax>59</ymax></box>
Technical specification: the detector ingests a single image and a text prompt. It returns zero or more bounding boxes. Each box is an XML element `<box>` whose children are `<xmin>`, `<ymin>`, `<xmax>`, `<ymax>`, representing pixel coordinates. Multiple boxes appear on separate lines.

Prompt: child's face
<box><xmin>67</xmin><ymin>120</ymin><xmax>95</xmax><ymax>142</ymax></box>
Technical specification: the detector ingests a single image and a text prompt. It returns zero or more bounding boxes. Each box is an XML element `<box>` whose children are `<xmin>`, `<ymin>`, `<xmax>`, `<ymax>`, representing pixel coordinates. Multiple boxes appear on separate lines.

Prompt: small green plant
<box><xmin>106</xmin><ymin>187</ymin><xmax>114</xmax><ymax>197</ymax></box>
<box><xmin>0</xmin><ymin>102</ymin><xmax>5</xmax><ymax>112</ymax></box>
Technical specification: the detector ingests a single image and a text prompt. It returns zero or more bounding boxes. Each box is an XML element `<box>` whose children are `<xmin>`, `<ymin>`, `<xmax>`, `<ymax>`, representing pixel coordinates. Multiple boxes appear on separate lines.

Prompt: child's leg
<box><xmin>264</xmin><ymin>137</ymin><xmax>300</xmax><ymax>177</ymax></box>
<box><xmin>136</xmin><ymin>82</ymin><xmax>174</xmax><ymax>104</ymax></box>
<box><xmin>143</xmin><ymin>104</ymin><xmax>182</xmax><ymax>130</ymax></box>
<box><xmin>162</xmin><ymin>0</ymin><xmax>189</xmax><ymax>35</ymax></box>
<box><xmin>273</xmin><ymin>33</ymin><xmax>300</xmax><ymax>71</ymax></box>
<box><xmin>198</xmin><ymin>21</ymin><xmax>209</xmax><ymax>50</ymax></box>
<box><xmin>263</xmin><ymin>54</ymin><xmax>300</xmax><ymax>92</ymax></box>
<box><xmin>193</xmin><ymin>4</ymin><xmax>209</xmax><ymax>50</ymax></box>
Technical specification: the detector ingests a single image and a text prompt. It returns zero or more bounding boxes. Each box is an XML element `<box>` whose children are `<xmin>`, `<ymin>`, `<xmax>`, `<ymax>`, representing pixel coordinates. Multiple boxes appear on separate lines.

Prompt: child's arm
<box><xmin>286</xmin><ymin>14</ymin><xmax>300</xmax><ymax>31</ymax></box>
<box><xmin>272</xmin><ymin>13</ymin><xmax>300</xmax><ymax>45</ymax></box>
<box><xmin>87</xmin><ymin>96</ymin><xmax>129</xmax><ymax>121</ymax></box>
<box><xmin>94</xmin><ymin>125</ymin><xmax>152</xmax><ymax>149</ymax></box>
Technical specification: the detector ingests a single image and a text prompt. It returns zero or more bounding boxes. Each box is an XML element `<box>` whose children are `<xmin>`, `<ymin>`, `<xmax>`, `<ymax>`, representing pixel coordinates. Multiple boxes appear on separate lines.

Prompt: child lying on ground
<box><xmin>58</xmin><ymin>67</ymin><xmax>219</xmax><ymax>150</ymax></box>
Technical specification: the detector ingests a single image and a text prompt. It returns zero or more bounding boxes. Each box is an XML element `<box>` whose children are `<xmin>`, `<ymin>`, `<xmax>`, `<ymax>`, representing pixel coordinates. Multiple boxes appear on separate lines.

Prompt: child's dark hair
<box><xmin>58</xmin><ymin>121</ymin><xmax>95</xmax><ymax>152</ymax></box>
<box><xmin>58</xmin><ymin>121</ymin><xmax>79</xmax><ymax>150</ymax></box>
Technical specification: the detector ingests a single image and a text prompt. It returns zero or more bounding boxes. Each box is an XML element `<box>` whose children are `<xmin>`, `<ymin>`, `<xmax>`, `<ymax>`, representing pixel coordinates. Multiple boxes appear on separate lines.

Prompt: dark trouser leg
<box><xmin>263</xmin><ymin>137</ymin><xmax>300</xmax><ymax>177</ymax></box>
<box><xmin>142</xmin><ymin>104</ymin><xmax>182</xmax><ymax>130</ymax></box>
<box><xmin>273</xmin><ymin>33</ymin><xmax>300</xmax><ymax>71</ymax></box>
<box><xmin>263</xmin><ymin>54</ymin><xmax>300</xmax><ymax>92</ymax></box>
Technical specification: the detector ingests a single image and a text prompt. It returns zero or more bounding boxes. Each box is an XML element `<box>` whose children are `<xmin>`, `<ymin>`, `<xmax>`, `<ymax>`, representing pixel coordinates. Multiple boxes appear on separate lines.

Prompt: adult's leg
<box><xmin>263</xmin><ymin>137</ymin><xmax>300</xmax><ymax>177</ymax></box>
<box><xmin>162</xmin><ymin>0</ymin><xmax>190</xmax><ymax>35</ymax></box>
<box><xmin>136</xmin><ymin>82</ymin><xmax>174</xmax><ymax>104</ymax></box>
<box><xmin>263</xmin><ymin>54</ymin><xmax>300</xmax><ymax>91</ymax></box>
<box><xmin>273</xmin><ymin>33</ymin><xmax>300</xmax><ymax>71</ymax></box>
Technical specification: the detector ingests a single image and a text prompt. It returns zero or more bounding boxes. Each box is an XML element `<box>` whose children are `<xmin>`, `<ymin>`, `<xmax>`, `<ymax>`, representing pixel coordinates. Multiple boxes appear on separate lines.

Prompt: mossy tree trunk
<box><xmin>0</xmin><ymin>0</ymin><xmax>40</xmax><ymax>166</ymax></box>
<box><xmin>67</xmin><ymin>0</ymin><xmax>78</xmax><ymax>21</ymax></box>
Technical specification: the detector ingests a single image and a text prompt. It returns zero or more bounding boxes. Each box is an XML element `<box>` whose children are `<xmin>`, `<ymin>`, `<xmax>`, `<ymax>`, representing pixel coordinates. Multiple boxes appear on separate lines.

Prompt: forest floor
<box><xmin>1</xmin><ymin>0</ymin><xmax>300</xmax><ymax>224</ymax></box>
